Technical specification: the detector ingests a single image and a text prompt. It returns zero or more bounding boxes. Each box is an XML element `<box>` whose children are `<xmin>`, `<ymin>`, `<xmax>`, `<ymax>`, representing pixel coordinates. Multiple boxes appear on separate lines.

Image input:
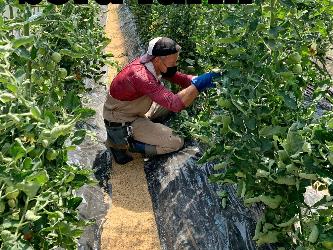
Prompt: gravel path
<box><xmin>100</xmin><ymin>4</ymin><xmax>161</xmax><ymax>250</ymax></box>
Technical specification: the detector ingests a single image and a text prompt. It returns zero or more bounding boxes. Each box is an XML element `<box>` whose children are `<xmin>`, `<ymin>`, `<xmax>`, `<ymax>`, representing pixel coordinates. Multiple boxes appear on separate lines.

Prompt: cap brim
<box><xmin>140</xmin><ymin>54</ymin><xmax>155</xmax><ymax>63</ymax></box>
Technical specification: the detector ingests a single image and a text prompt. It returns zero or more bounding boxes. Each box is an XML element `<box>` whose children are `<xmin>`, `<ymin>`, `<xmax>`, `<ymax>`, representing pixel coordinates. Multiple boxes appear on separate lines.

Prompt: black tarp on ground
<box><xmin>143</xmin><ymin>139</ymin><xmax>272</xmax><ymax>250</ymax></box>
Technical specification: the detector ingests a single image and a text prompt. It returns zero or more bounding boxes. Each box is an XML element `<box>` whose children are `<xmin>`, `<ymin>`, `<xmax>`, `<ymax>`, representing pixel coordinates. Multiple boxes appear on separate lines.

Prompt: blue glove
<box><xmin>191</xmin><ymin>72</ymin><xmax>221</xmax><ymax>92</ymax></box>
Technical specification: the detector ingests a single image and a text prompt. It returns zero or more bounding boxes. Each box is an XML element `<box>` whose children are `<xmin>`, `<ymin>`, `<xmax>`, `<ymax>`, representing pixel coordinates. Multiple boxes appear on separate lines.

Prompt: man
<box><xmin>103</xmin><ymin>37</ymin><xmax>219</xmax><ymax>164</ymax></box>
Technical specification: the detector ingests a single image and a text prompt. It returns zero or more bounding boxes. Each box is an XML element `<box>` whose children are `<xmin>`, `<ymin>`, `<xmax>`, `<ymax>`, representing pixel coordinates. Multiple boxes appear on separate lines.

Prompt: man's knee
<box><xmin>156</xmin><ymin>136</ymin><xmax>184</xmax><ymax>155</ymax></box>
<box><xmin>178</xmin><ymin>136</ymin><xmax>185</xmax><ymax>150</ymax></box>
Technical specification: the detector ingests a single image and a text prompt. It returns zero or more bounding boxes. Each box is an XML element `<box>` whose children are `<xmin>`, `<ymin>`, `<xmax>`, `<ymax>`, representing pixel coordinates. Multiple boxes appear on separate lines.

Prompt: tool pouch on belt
<box><xmin>105</xmin><ymin>124</ymin><xmax>133</xmax><ymax>150</ymax></box>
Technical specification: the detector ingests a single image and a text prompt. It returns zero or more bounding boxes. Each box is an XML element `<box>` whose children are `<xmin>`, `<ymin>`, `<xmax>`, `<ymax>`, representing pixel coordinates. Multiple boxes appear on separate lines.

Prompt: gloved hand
<box><xmin>191</xmin><ymin>72</ymin><xmax>221</xmax><ymax>92</ymax></box>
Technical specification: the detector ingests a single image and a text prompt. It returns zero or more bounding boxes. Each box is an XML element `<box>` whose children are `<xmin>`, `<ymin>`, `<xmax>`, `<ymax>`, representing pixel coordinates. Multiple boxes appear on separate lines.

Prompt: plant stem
<box><xmin>15</xmin><ymin>197</ymin><xmax>30</xmax><ymax>237</ymax></box>
<box><xmin>0</xmin><ymin>183</ymin><xmax>4</xmax><ymax>197</ymax></box>
<box><xmin>9</xmin><ymin>5</ymin><xmax>14</xmax><ymax>19</ymax></box>
<box><xmin>269</xmin><ymin>0</ymin><xmax>276</xmax><ymax>28</ymax></box>
<box><xmin>23</xmin><ymin>3</ymin><xmax>31</xmax><ymax>36</ymax></box>
<box><xmin>298</xmin><ymin>205</ymin><xmax>304</xmax><ymax>238</ymax></box>
<box><xmin>27</xmin><ymin>61</ymin><xmax>32</xmax><ymax>98</ymax></box>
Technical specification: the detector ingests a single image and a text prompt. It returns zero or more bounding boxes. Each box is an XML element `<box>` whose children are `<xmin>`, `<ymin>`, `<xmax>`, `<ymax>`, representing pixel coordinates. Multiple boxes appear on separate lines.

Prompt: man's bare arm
<box><xmin>176</xmin><ymin>84</ymin><xmax>199</xmax><ymax>108</ymax></box>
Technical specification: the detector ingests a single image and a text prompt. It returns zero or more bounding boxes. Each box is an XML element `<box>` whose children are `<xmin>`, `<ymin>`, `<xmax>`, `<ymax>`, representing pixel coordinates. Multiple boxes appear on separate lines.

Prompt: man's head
<box><xmin>140</xmin><ymin>37</ymin><xmax>181</xmax><ymax>77</ymax></box>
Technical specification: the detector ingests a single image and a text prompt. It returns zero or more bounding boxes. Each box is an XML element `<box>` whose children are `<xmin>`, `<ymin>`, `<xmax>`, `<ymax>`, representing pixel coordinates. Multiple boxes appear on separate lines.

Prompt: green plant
<box><xmin>0</xmin><ymin>1</ymin><xmax>112</xmax><ymax>248</ymax></box>
<box><xmin>129</xmin><ymin>1</ymin><xmax>333</xmax><ymax>248</ymax></box>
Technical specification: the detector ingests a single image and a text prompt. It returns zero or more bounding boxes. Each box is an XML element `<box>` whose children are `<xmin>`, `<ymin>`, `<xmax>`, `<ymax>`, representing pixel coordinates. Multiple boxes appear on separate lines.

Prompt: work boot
<box><xmin>104</xmin><ymin>139</ymin><xmax>133</xmax><ymax>165</ymax></box>
<box><xmin>109</xmin><ymin>148</ymin><xmax>133</xmax><ymax>165</ymax></box>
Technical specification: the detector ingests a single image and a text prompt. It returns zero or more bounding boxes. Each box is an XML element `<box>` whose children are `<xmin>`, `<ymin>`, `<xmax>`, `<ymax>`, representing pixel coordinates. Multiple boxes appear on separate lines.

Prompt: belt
<box><xmin>104</xmin><ymin>119</ymin><xmax>132</xmax><ymax>127</ymax></box>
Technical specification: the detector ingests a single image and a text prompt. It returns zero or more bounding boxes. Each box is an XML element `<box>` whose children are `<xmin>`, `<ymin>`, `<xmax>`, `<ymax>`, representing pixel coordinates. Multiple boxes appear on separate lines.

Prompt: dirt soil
<box><xmin>100</xmin><ymin>4</ymin><xmax>161</xmax><ymax>250</ymax></box>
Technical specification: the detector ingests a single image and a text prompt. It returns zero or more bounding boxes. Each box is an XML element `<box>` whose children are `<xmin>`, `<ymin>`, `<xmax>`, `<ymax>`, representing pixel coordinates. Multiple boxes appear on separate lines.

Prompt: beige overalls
<box><xmin>103</xmin><ymin>61</ymin><xmax>184</xmax><ymax>155</ymax></box>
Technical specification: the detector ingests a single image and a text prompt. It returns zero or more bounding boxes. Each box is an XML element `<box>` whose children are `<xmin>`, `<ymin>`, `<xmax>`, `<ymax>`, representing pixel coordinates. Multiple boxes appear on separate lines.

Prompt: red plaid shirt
<box><xmin>109</xmin><ymin>57</ymin><xmax>194</xmax><ymax>112</ymax></box>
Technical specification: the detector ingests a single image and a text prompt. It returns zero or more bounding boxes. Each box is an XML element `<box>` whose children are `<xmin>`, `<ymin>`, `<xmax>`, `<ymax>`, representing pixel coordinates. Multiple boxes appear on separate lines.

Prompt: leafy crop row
<box><xmin>129</xmin><ymin>1</ymin><xmax>333</xmax><ymax>249</ymax></box>
<box><xmin>0</xmin><ymin>1</ymin><xmax>111</xmax><ymax>249</ymax></box>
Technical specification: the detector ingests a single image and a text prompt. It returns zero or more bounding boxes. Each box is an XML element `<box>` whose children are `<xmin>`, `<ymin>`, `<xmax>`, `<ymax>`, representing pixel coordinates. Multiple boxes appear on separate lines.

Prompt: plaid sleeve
<box><xmin>133</xmin><ymin>69</ymin><xmax>186</xmax><ymax>112</ymax></box>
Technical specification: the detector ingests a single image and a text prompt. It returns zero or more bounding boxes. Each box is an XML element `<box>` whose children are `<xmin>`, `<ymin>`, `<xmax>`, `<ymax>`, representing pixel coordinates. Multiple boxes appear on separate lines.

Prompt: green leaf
<box><xmin>73</xmin><ymin>107</ymin><xmax>96</xmax><ymax>119</ymax></box>
<box><xmin>230</xmin><ymin>98</ymin><xmax>247</xmax><ymax>114</ymax></box>
<box><xmin>47</xmin><ymin>211</ymin><xmax>64</xmax><ymax>221</ymax></box>
<box><xmin>279</xmin><ymin>71</ymin><xmax>295</xmax><ymax>82</ymax></box>
<box><xmin>259</xmin><ymin>195</ymin><xmax>283</xmax><ymax>209</ymax></box>
<box><xmin>30</xmin><ymin>45</ymin><xmax>38</xmax><ymax>60</ymax></box>
<box><xmin>327</xmin><ymin>118</ymin><xmax>333</xmax><ymax>129</ymax></box>
<box><xmin>14</xmin><ymin>47</ymin><xmax>31</xmax><ymax>60</ymax></box>
<box><xmin>2</xmin><ymin>239</ymin><xmax>34</xmax><ymax>250</ymax></box>
<box><xmin>259</xmin><ymin>126</ymin><xmax>286</xmax><ymax>137</ymax></box>
<box><xmin>217</xmin><ymin>36</ymin><xmax>242</xmax><ymax>44</ymax></box>
<box><xmin>302</xmin><ymin>142</ymin><xmax>312</xmax><ymax>153</ymax></box>
<box><xmin>9</xmin><ymin>138</ymin><xmax>27</xmax><ymax>160</ymax></box>
<box><xmin>27</xmin><ymin>170</ymin><xmax>49</xmax><ymax>186</ymax></box>
<box><xmin>22</xmin><ymin>157</ymin><xmax>32</xmax><ymax>169</ymax></box>
<box><xmin>217</xmin><ymin>99</ymin><xmax>232</xmax><ymax>109</ymax></box>
<box><xmin>256</xmin><ymin>230</ymin><xmax>280</xmax><ymax>245</ymax></box>
<box><xmin>2</xmin><ymin>219</ymin><xmax>20</xmax><ymax>229</ymax></box>
<box><xmin>227</xmin><ymin>47</ymin><xmax>246</xmax><ymax>56</ymax></box>
<box><xmin>30</xmin><ymin>106</ymin><xmax>42</xmax><ymax>120</ymax></box>
<box><xmin>11</xmin><ymin>36</ymin><xmax>35</xmax><ymax>49</ymax></box>
<box><xmin>245</xmin><ymin>117</ymin><xmax>256</xmax><ymax>130</ymax></box>
<box><xmin>25</xmin><ymin>210</ymin><xmax>41</xmax><ymax>221</ymax></box>
<box><xmin>213</xmin><ymin>162</ymin><xmax>228</xmax><ymax>170</ymax></box>
<box><xmin>1</xmin><ymin>230</ymin><xmax>16</xmax><ymax>241</ymax></box>
<box><xmin>68</xmin><ymin>197</ymin><xmax>83</xmax><ymax>209</ymax></box>
<box><xmin>59</xmin><ymin>49</ymin><xmax>83</xmax><ymax>58</ymax></box>
<box><xmin>282</xmin><ymin>130</ymin><xmax>305</xmax><ymax>155</ymax></box>
<box><xmin>5</xmin><ymin>83</ymin><xmax>18</xmax><ymax>94</ymax></box>
<box><xmin>71</xmin><ymin>130</ymin><xmax>86</xmax><ymax>145</ymax></box>
<box><xmin>63</xmin><ymin>91</ymin><xmax>81</xmax><ymax>111</ymax></box>
<box><xmin>57</xmin><ymin>221</ymin><xmax>71</xmax><ymax>234</ymax></box>
<box><xmin>0</xmin><ymin>92</ymin><xmax>16</xmax><ymax>103</ymax></box>
<box><xmin>282</xmin><ymin>93</ymin><xmax>297</xmax><ymax>110</ymax></box>
<box><xmin>16</xmin><ymin>182</ymin><xmax>40</xmax><ymax>198</ymax></box>
<box><xmin>328</xmin><ymin>153</ymin><xmax>333</xmax><ymax>165</ymax></box>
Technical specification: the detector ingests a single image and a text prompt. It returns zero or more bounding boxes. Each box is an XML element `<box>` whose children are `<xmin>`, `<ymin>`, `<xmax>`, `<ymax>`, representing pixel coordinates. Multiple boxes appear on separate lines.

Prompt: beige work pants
<box><xmin>131</xmin><ymin>102</ymin><xmax>185</xmax><ymax>155</ymax></box>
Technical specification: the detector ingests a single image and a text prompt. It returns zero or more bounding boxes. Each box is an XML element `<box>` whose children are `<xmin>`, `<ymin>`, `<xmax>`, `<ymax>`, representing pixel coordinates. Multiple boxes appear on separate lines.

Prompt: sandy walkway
<box><xmin>101</xmin><ymin>5</ymin><xmax>161</xmax><ymax>250</ymax></box>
